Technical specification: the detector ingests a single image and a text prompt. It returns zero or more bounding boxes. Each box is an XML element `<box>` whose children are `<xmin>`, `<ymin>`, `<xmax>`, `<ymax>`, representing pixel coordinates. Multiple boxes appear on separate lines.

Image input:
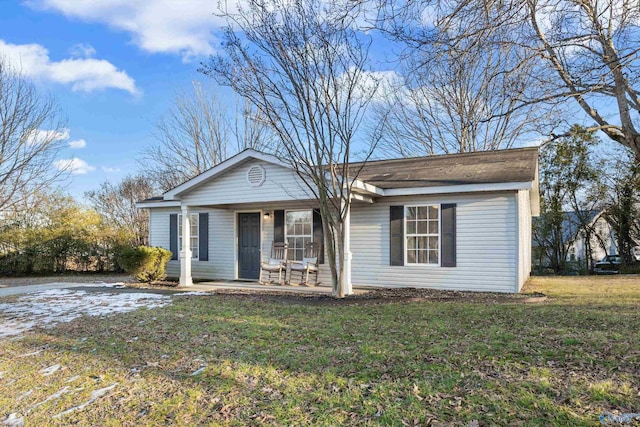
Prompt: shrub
<box><xmin>620</xmin><ymin>262</ymin><xmax>640</xmax><ymax>275</ymax></box>
<box><xmin>117</xmin><ymin>246</ymin><xmax>172</xmax><ymax>283</ymax></box>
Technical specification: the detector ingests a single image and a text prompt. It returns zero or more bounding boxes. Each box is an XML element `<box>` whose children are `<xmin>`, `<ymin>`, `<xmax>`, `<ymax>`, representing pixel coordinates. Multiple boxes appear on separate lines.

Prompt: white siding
<box><xmin>349</xmin><ymin>192</ymin><xmax>519</xmax><ymax>292</ymax></box>
<box><xmin>569</xmin><ymin>216</ymin><xmax>618</xmax><ymax>264</ymax></box>
<box><xmin>259</xmin><ymin>204</ymin><xmax>333</xmax><ymax>285</ymax></box>
<box><xmin>181</xmin><ymin>160</ymin><xmax>315</xmax><ymax>206</ymax></box>
<box><xmin>149</xmin><ymin>192</ymin><xmax>523</xmax><ymax>292</ymax></box>
<box><xmin>149</xmin><ymin>207</ymin><xmax>235</xmax><ymax>280</ymax></box>
<box><xmin>150</xmin><ymin>203</ymin><xmax>331</xmax><ymax>283</ymax></box>
<box><xmin>517</xmin><ymin>189</ymin><xmax>532</xmax><ymax>290</ymax></box>
<box><xmin>149</xmin><ymin>207</ymin><xmax>171</xmax><ymax>249</ymax></box>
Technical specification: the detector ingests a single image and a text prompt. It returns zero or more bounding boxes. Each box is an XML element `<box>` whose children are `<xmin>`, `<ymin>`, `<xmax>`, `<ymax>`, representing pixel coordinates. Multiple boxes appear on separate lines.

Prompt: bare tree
<box><xmin>379</xmin><ymin>0</ymin><xmax>640</xmax><ymax>159</ymax></box>
<box><xmin>201</xmin><ymin>0</ymin><xmax>381</xmax><ymax>297</ymax></box>
<box><xmin>232</xmin><ymin>98</ymin><xmax>277</xmax><ymax>153</ymax></box>
<box><xmin>600</xmin><ymin>151</ymin><xmax>640</xmax><ymax>264</ymax></box>
<box><xmin>140</xmin><ymin>81</ymin><xmax>231</xmax><ymax>191</ymax></box>
<box><xmin>141</xmin><ymin>81</ymin><xmax>275</xmax><ymax>191</ymax></box>
<box><xmin>533</xmin><ymin>125</ymin><xmax>602</xmax><ymax>273</ymax></box>
<box><xmin>85</xmin><ymin>175</ymin><xmax>155</xmax><ymax>246</ymax></box>
<box><xmin>377</xmin><ymin>19</ymin><xmax>543</xmax><ymax>156</ymax></box>
<box><xmin>0</xmin><ymin>59</ymin><xmax>68</xmax><ymax>211</ymax></box>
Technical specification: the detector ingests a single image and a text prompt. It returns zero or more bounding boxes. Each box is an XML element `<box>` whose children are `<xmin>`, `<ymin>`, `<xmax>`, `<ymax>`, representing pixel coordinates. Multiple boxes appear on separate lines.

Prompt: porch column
<box><xmin>180</xmin><ymin>205</ymin><xmax>193</xmax><ymax>287</ymax></box>
<box><xmin>342</xmin><ymin>197</ymin><xmax>353</xmax><ymax>296</ymax></box>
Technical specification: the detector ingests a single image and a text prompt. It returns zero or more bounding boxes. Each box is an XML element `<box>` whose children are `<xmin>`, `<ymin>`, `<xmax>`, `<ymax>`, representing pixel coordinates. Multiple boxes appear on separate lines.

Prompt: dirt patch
<box><xmin>0</xmin><ymin>274</ymin><xmax>133</xmax><ymax>288</ymax></box>
<box><xmin>171</xmin><ymin>287</ymin><xmax>547</xmax><ymax>306</ymax></box>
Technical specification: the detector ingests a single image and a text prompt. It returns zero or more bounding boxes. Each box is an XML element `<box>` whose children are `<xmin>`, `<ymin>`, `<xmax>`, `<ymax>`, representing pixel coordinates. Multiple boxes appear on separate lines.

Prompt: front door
<box><xmin>238</xmin><ymin>212</ymin><xmax>261</xmax><ymax>279</ymax></box>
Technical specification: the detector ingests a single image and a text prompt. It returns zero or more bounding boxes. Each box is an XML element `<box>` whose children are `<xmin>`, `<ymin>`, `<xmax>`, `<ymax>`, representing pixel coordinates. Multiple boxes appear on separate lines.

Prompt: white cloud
<box><xmin>54</xmin><ymin>157</ymin><xmax>95</xmax><ymax>175</ymax></box>
<box><xmin>68</xmin><ymin>139</ymin><xmax>87</xmax><ymax>149</ymax></box>
<box><xmin>26</xmin><ymin>0</ymin><xmax>230</xmax><ymax>60</ymax></box>
<box><xmin>522</xmin><ymin>137</ymin><xmax>546</xmax><ymax>147</ymax></box>
<box><xmin>337</xmin><ymin>69</ymin><xmax>404</xmax><ymax>105</ymax></box>
<box><xmin>420</xmin><ymin>5</ymin><xmax>439</xmax><ymax>27</ymax></box>
<box><xmin>25</xmin><ymin>128</ymin><xmax>70</xmax><ymax>145</ymax></box>
<box><xmin>0</xmin><ymin>39</ymin><xmax>138</xmax><ymax>94</ymax></box>
<box><xmin>69</xmin><ymin>43</ymin><xmax>96</xmax><ymax>58</ymax></box>
<box><xmin>101</xmin><ymin>166</ymin><xmax>121</xmax><ymax>173</ymax></box>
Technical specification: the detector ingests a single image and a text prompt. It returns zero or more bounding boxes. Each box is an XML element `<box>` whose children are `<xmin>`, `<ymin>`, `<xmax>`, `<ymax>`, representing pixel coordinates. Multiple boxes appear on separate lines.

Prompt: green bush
<box><xmin>620</xmin><ymin>262</ymin><xmax>640</xmax><ymax>274</ymax></box>
<box><xmin>117</xmin><ymin>246</ymin><xmax>172</xmax><ymax>283</ymax></box>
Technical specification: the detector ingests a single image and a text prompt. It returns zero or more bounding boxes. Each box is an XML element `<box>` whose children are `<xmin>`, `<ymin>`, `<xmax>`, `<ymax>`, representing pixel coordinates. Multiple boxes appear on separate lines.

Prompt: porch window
<box><xmin>178</xmin><ymin>213</ymin><xmax>199</xmax><ymax>259</ymax></box>
<box><xmin>405</xmin><ymin>205</ymin><xmax>439</xmax><ymax>265</ymax></box>
<box><xmin>285</xmin><ymin>210</ymin><xmax>312</xmax><ymax>261</ymax></box>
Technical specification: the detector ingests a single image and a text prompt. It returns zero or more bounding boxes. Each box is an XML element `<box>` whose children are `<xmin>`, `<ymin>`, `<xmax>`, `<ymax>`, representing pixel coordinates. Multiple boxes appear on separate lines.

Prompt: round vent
<box><xmin>247</xmin><ymin>164</ymin><xmax>266</xmax><ymax>187</ymax></box>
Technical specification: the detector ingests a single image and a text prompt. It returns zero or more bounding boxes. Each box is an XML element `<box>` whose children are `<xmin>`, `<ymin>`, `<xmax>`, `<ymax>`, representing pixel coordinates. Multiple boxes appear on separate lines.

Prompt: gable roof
<box><xmin>561</xmin><ymin>210</ymin><xmax>602</xmax><ymax>241</ymax></box>
<box><xmin>532</xmin><ymin>210</ymin><xmax>602</xmax><ymax>242</ymax></box>
<box><xmin>139</xmin><ymin>147</ymin><xmax>539</xmax><ymax>204</ymax></box>
<box><xmin>351</xmin><ymin>147</ymin><xmax>539</xmax><ymax>189</ymax></box>
<box><xmin>162</xmin><ymin>149</ymin><xmax>288</xmax><ymax>199</ymax></box>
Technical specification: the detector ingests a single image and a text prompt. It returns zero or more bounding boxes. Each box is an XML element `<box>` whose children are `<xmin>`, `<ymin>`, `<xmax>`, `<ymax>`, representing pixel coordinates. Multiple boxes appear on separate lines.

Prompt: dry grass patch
<box><xmin>0</xmin><ymin>276</ymin><xmax>639</xmax><ymax>425</ymax></box>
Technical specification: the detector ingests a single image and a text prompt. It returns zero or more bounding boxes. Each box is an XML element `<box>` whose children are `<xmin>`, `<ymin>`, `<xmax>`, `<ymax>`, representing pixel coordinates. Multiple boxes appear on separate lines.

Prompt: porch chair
<box><xmin>259</xmin><ymin>241</ymin><xmax>288</xmax><ymax>285</ymax></box>
<box><xmin>288</xmin><ymin>242</ymin><xmax>320</xmax><ymax>286</ymax></box>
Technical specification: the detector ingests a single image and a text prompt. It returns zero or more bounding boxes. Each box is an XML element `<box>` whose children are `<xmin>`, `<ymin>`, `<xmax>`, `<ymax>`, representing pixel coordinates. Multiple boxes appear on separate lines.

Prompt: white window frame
<box><xmin>284</xmin><ymin>210</ymin><xmax>313</xmax><ymax>261</ymax></box>
<box><xmin>404</xmin><ymin>204</ymin><xmax>441</xmax><ymax>266</ymax></box>
<box><xmin>178</xmin><ymin>213</ymin><xmax>199</xmax><ymax>260</ymax></box>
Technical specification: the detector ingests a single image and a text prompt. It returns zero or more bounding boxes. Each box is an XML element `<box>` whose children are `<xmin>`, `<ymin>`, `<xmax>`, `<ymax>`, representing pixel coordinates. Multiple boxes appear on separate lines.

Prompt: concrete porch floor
<box><xmin>179</xmin><ymin>280</ymin><xmax>370</xmax><ymax>295</ymax></box>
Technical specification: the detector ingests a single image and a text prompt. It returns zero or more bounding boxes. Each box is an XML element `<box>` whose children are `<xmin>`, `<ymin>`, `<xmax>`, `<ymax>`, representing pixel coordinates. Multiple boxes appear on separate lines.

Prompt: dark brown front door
<box><xmin>238</xmin><ymin>212</ymin><xmax>261</xmax><ymax>279</ymax></box>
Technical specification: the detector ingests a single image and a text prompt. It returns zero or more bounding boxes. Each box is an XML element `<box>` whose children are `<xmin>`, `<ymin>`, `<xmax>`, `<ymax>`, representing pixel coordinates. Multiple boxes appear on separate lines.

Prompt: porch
<box><xmin>172</xmin><ymin>280</ymin><xmax>370</xmax><ymax>296</ymax></box>
<box><xmin>171</xmin><ymin>198</ymin><xmax>372</xmax><ymax>295</ymax></box>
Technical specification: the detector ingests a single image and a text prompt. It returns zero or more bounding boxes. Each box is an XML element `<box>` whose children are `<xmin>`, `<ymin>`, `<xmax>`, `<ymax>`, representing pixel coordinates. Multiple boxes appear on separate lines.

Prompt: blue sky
<box><xmin>1</xmin><ymin>0</ymin><xmax>243</xmax><ymax>199</ymax></box>
<box><xmin>2</xmin><ymin>1</ymin><xmax>617</xmax><ymax>201</ymax></box>
<box><xmin>1</xmin><ymin>1</ymin><xmax>404</xmax><ymax>200</ymax></box>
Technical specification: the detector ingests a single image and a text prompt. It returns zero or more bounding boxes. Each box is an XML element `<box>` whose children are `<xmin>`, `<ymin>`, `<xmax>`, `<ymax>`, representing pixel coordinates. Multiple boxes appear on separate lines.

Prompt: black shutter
<box><xmin>441</xmin><ymin>204</ymin><xmax>457</xmax><ymax>267</ymax></box>
<box><xmin>390</xmin><ymin>206</ymin><xmax>404</xmax><ymax>266</ymax></box>
<box><xmin>274</xmin><ymin>210</ymin><xmax>285</xmax><ymax>242</ymax></box>
<box><xmin>199</xmin><ymin>213</ymin><xmax>209</xmax><ymax>261</ymax></box>
<box><xmin>313</xmin><ymin>209</ymin><xmax>325</xmax><ymax>264</ymax></box>
<box><xmin>169</xmin><ymin>214</ymin><xmax>178</xmax><ymax>260</ymax></box>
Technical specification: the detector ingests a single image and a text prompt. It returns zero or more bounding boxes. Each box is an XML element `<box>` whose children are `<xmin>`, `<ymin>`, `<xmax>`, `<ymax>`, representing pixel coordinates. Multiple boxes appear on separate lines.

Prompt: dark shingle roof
<box><xmin>352</xmin><ymin>147</ymin><xmax>539</xmax><ymax>189</ymax></box>
<box><xmin>138</xmin><ymin>196</ymin><xmax>166</xmax><ymax>203</ymax></box>
<box><xmin>140</xmin><ymin>147</ymin><xmax>539</xmax><ymax>203</ymax></box>
<box><xmin>532</xmin><ymin>210</ymin><xmax>601</xmax><ymax>242</ymax></box>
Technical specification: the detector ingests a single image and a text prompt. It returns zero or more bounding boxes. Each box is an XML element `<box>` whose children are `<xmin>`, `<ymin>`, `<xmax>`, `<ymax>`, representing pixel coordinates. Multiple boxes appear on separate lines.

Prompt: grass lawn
<box><xmin>1</xmin><ymin>276</ymin><xmax>639</xmax><ymax>426</ymax></box>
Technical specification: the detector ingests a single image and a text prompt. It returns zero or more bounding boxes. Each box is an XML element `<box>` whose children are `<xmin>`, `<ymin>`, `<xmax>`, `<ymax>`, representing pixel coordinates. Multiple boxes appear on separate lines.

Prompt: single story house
<box><xmin>564</xmin><ymin>210</ymin><xmax>617</xmax><ymax>264</ymax></box>
<box><xmin>532</xmin><ymin>210</ymin><xmax>636</xmax><ymax>270</ymax></box>
<box><xmin>137</xmin><ymin>147</ymin><xmax>540</xmax><ymax>293</ymax></box>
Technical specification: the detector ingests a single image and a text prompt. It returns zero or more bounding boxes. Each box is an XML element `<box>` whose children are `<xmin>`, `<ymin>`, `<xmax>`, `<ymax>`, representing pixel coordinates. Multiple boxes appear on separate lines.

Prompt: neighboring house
<box><xmin>566</xmin><ymin>211</ymin><xmax>617</xmax><ymax>264</ymax></box>
<box><xmin>137</xmin><ymin>147</ymin><xmax>540</xmax><ymax>293</ymax></box>
<box><xmin>532</xmin><ymin>210</ymin><xmax>618</xmax><ymax>271</ymax></box>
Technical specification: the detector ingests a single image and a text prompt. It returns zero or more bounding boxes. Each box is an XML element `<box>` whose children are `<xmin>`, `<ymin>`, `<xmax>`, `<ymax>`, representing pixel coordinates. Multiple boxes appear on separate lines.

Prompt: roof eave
<box><xmin>381</xmin><ymin>181</ymin><xmax>533</xmax><ymax>197</ymax></box>
<box><xmin>163</xmin><ymin>149</ymin><xmax>290</xmax><ymax>200</ymax></box>
<box><xmin>136</xmin><ymin>200</ymin><xmax>182</xmax><ymax>209</ymax></box>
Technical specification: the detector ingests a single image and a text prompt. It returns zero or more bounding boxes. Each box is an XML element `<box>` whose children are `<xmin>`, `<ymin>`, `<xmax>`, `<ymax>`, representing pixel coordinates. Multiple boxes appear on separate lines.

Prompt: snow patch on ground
<box><xmin>27</xmin><ymin>386</ymin><xmax>70</xmax><ymax>414</ymax></box>
<box><xmin>39</xmin><ymin>364</ymin><xmax>61</xmax><ymax>376</ymax></box>
<box><xmin>53</xmin><ymin>383</ymin><xmax>118</xmax><ymax>419</ymax></box>
<box><xmin>0</xmin><ymin>289</ymin><xmax>171</xmax><ymax>340</ymax></box>
<box><xmin>98</xmin><ymin>282</ymin><xmax>127</xmax><ymax>288</ymax></box>
<box><xmin>2</xmin><ymin>413</ymin><xmax>24</xmax><ymax>427</ymax></box>
<box><xmin>190</xmin><ymin>366</ymin><xmax>207</xmax><ymax>376</ymax></box>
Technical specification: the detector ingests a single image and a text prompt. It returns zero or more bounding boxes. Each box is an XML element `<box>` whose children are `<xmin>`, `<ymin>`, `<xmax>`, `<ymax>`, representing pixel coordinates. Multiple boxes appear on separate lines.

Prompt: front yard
<box><xmin>1</xmin><ymin>276</ymin><xmax>639</xmax><ymax>426</ymax></box>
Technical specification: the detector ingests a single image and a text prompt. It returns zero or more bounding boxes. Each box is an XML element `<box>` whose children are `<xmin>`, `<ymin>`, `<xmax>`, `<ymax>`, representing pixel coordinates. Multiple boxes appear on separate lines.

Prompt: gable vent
<box><xmin>247</xmin><ymin>164</ymin><xmax>266</xmax><ymax>187</ymax></box>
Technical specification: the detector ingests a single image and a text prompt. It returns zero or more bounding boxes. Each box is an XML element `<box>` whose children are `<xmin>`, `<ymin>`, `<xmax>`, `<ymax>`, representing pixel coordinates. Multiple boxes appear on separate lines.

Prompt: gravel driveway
<box><xmin>0</xmin><ymin>274</ymin><xmax>132</xmax><ymax>288</ymax></box>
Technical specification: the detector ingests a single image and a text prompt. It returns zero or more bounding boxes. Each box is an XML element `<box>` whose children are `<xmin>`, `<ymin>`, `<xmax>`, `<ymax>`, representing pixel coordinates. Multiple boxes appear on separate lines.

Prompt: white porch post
<box><xmin>342</xmin><ymin>197</ymin><xmax>353</xmax><ymax>296</ymax></box>
<box><xmin>180</xmin><ymin>205</ymin><xmax>193</xmax><ymax>287</ymax></box>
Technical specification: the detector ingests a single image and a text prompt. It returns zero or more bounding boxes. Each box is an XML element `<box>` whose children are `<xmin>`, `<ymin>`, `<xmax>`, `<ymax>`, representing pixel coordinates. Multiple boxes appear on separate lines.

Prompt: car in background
<box><xmin>593</xmin><ymin>255</ymin><xmax>622</xmax><ymax>274</ymax></box>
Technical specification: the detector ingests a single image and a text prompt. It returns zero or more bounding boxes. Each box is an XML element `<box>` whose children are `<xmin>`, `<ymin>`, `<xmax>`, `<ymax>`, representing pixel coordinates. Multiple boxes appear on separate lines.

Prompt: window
<box><xmin>178</xmin><ymin>213</ymin><xmax>199</xmax><ymax>259</ymax></box>
<box><xmin>405</xmin><ymin>205</ymin><xmax>439</xmax><ymax>265</ymax></box>
<box><xmin>285</xmin><ymin>210</ymin><xmax>312</xmax><ymax>261</ymax></box>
